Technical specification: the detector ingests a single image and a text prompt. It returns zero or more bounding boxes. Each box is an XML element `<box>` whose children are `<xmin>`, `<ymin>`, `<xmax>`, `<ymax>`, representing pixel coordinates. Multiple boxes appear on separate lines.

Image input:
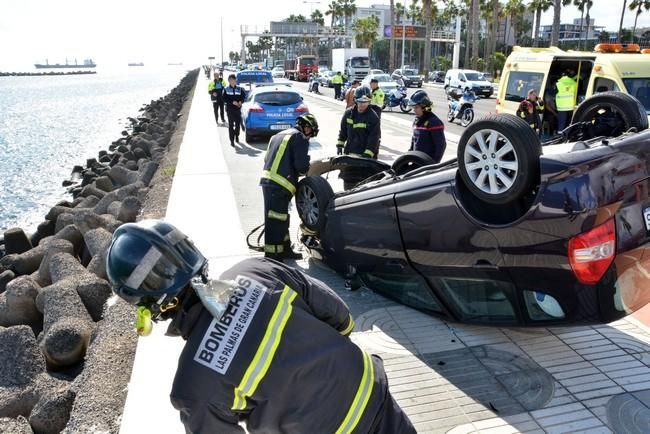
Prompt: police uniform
<box><xmin>168</xmin><ymin>257</ymin><xmax>416</xmax><ymax>434</ymax></box>
<box><xmin>370</xmin><ymin>87</ymin><xmax>385</xmax><ymax>118</ymax></box>
<box><xmin>259</xmin><ymin>128</ymin><xmax>310</xmax><ymax>258</ymax></box>
<box><xmin>555</xmin><ymin>74</ymin><xmax>577</xmax><ymax>132</ymax></box>
<box><xmin>208</xmin><ymin>77</ymin><xmax>227</xmax><ymax>124</ymax></box>
<box><xmin>332</xmin><ymin>73</ymin><xmax>344</xmax><ymax>100</ymax></box>
<box><xmin>410</xmin><ymin>111</ymin><xmax>447</xmax><ymax>163</ymax></box>
<box><xmin>223</xmin><ymin>84</ymin><xmax>247</xmax><ymax>145</ymax></box>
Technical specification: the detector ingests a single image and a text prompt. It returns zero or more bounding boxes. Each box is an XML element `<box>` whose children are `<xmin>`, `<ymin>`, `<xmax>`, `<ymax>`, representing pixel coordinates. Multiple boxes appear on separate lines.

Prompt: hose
<box><xmin>246</xmin><ymin>223</ymin><xmax>266</xmax><ymax>252</ymax></box>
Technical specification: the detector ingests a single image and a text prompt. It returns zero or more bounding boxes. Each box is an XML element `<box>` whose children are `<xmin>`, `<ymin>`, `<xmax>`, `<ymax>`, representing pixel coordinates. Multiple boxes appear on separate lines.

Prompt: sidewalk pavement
<box><xmin>120</xmin><ymin>73</ymin><xmax>650</xmax><ymax>434</ymax></box>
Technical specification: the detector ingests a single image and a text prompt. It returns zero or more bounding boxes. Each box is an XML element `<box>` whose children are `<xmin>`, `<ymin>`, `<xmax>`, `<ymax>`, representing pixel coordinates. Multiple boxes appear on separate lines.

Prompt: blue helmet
<box><xmin>407</xmin><ymin>90</ymin><xmax>432</xmax><ymax>108</ymax></box>
<box><xmin>106</xmin><ymin>220</ymin><xmax>207</xmax><ymax>312</ymax></box>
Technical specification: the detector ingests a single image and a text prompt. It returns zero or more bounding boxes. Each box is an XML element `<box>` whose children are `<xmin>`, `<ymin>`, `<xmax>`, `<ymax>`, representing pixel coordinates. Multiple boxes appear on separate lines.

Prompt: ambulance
<box><xmin>496</xmin><ymin>44</ymin><xmax>650</xmax><ymax>130</ymax></box>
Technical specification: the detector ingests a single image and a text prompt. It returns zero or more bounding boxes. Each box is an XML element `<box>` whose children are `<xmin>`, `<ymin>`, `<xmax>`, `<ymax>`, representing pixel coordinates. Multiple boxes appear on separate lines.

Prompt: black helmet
<box><xmin>354</xmin><ymin>86</ymin><xmax>372</xmax><ymax>103</ymax></box>
<box><xmin>407</xmin><ymin>90</ymin><xmax>432</xmax><ymax>108</ymax></box>
<box><xmin>296</xmin><ymin>114</ymin><xmax>319</xmax><ymax>137</ymax></box>
<box><xmin>106</xmin><ymin>220</ymin><xmax>207</xmax><ymax>314</ymax></box>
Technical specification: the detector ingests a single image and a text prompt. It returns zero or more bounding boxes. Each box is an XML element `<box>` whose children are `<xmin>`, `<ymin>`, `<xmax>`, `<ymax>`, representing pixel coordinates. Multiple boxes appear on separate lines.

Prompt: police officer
<box><xmin>516</xmin><ymin>89</ymin><xmax>544</xmax><ymax>134</ymax></box>
<box><xmin>369</xmin><ymin>78</ymin><xmax>385</xmax><ymax>118</ymax></box>
<box><xmin>332</xmin><ymin>71</ymin><xmax>344</xmax><ymax>100</ymax></box>
<box><xmin>337</xmin><ymin>86</ymin><xmax>381</xmax><ymax>189</ymax></box>
<box><xmin>555</xmin><ymin>69</ymin><xmax>577</xmax><ymax>132</ymax></box>
<box><xmin>408</xmin><ymin>90</ymin><xmax>446</xmax><ymax>163</ymax></box>
<box><xmin>106</xmin><ymin>220</ymin><xmax>417</xmax><ymax>434</ymax></box>
<box><xmin>208</xmin><ymin>72</ymin><xmax>227</xmax><ymax>125</ymax></box>
<box><xmin>260</xmin><ymin>114</ymin><xmax>318</xmax><ymax>261</ymax></box>
<box><xmin>223</xmin><ymin>74</ymin><xmax>247</xmax><ymax>147</ymax></box>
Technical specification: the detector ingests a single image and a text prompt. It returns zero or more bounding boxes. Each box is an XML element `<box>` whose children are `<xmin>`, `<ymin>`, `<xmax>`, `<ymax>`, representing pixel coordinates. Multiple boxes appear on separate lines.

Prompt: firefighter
<box><xmin>555</xmin><ymin>69</ymin><xmax>578</xmax><ymax>132</ymax></box>
<box><xmin>260</xmin><ymin>114</ymin><xmax>319</xmax><ymax>261</ymax></box>
<box><xmin>337</xmin><ymin>86</ymin><xmax>380</xmax><ymax>189</ymax></box>
<box><xmin>223</xmin><ymin>74</ymin><xmax>247</xmax><ymax>147</ymax></box>
<box><xmin>369</xmin><ymin>78</ymin><xmax>385</xmax><ymax>118</ymax></box>
<box><xmin>106</xmin><ymin>220</ymin><xmax>417</xmax><ymax>434</ymax></box>
<box><xmin>408</xmin><ymin>90</ymin><xmax>447</xmax><ymax>163</ymax></box>
<box><xmin>332</xmin><ymin>71</ymin><xmax>344</xmax><ymax>100</ymax></box>
<box><xmin>208</xmin><ymin>72</ymin><xmax>227</xmax><ymax>125</ymax></box>
<box><xmin>516</xmin><ymin>89</ymin><xmax>544</xmax><ymax>135</ymax></box>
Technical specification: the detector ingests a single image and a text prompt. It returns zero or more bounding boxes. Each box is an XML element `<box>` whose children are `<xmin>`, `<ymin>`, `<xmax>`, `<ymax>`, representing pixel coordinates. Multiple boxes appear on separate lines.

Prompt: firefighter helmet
<box><xmin>354</xmin><ymin>86</ymin><xmax>372</xmax><ymax>103</ymax></box>
<box><xmin>296</xmin><ymin>113</ymin><xmax>319</xmax><ymax>137</ymax></box>
<box><xmin>407</xmin><ymin>90</ymin><xmax>433</xmax><ymax>108</ymax></box>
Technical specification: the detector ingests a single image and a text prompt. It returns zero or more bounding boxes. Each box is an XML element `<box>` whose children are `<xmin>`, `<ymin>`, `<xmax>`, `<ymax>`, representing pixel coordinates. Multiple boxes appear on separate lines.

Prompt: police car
<box><xmin>241</xmin><ymin>85</ymin><xmax>309</xmax><ymax>142</ymax></box>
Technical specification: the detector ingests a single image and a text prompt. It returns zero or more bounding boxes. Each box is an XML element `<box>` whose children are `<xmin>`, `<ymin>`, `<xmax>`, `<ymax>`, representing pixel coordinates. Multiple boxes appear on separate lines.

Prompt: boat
<box><xmin>128</xmin><ymin>62</ymin><xmax>144</xmax><ymax>66</ymax></box>
<box><xmin>34</xmin><ymin>58</ymin><xmax>96</xmax><ymax>69</ymax></box>
<box><xmin>167</xmin><ymin>62</ymin><xmax>183</xmax><ymax>66</ymax></box>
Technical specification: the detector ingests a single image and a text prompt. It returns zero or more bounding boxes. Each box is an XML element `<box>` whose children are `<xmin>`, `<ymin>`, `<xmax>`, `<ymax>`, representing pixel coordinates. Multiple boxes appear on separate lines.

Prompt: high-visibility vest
<box><xmin>555</xmin><ymin>75</ymin><xmax>577</xmax><ymax>112</ymax></box>
<box><xmin>332</xmin><ymin>74</ymin><xmax>344</xmax><ymax>85</ymax></box>
<box><xmin>371</xmin><ymin>88</ymin><xmax>385</xmax><ymax>107</ymax></box>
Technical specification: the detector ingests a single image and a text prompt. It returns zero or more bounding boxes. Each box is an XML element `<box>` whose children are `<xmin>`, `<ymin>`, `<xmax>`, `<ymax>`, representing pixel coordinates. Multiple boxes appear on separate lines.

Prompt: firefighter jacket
<box><xmin>168</xmin><ymin>257</ymin><xmax>389</xmax><ymax>434</ymax></box>
<box><xmin>516</xmin><ymin>98</ymin><xmax>543</xmax><ymax>131</ymax></box>
<box><xmin>555</xmin><ymin>75</ymin><xmax>577</xmax><ymax>111</ymax></box>
<box><xmin>208</xmin><ymin>79</ymin><xmax>227</xmax><ymax>101</ymax></box>
<box><xmin>259</xmin><ymin>128</ymin><xmax>310</xmax><ymax>195</ymax></box>
<box><xmin>337</xmin><ymin>107</ymin><xmax>380</xmax><ymax>158</ymax></box>
<box><xmin>410</xmin><ymin>110</ymin><xmax>447</xmax><ymax>163</ymax></box>
<box><xmin>223</xmin><ymin>85</ymin><xmax>247</xmax><ymax>111</ymax></box>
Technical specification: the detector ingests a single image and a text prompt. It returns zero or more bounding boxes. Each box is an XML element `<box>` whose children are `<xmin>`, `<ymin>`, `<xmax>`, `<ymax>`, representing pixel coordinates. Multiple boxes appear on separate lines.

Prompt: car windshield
<box><xmin>464</xmin><ymin>72</ymin><xmax>483</xmax><ymax>81</ymax></box>
<box><xmin>351</xmin><ymin>57</ymin><xmax>369</xmax><ymax>67</ymax></box>
<box><xmin>623</xmin><ymin>78</ymin><xmax>650</xmax><ymax>113</ymax></box>
<box><xmin>238</xmin><ymin>72</ymin><xmax>272</xmax><ymax>83</ymax></box>
<box><xmin>404</xmin><ymin>69</ymin><xmax>418</xmax><ymax>75</ymax></box>
<box><xmin>301</xmin><ymin>58</ymin><xmax>316</xmax><ymax>65</ymax></box>
<box><xmin>273</xmin><ymin>67</ymin><xmax>283</xmax><ymax>71</ymax></box>
<box><xmin>255</xmin><ymin>92</ymin><xmax>301</xmax><ymax>106</ymax></box>
<box><xmin>374</xmin><ymin>74</ymin><xmax>392</xmax><ymax>82</ymax></box>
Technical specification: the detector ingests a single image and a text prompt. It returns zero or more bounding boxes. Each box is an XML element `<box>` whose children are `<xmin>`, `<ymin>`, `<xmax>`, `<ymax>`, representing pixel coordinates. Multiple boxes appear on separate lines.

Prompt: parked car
<box><xmin>445</xmin><ymin>69</ymin><xmax>494</xmax><ymax>98</ymax></box>
<box><xmin>361</xmin><ymin>73</ymin><xmax>400</xmax><ymax>93</ymax></box>
<box><xmin>241</xmin><ymin>85</ymin><xmax>309</xmax><ymax>142</ymax></box>
<box><xmin>428</xmin><ymin>70</ymin><xmax>445</xmax><ymax>83</ymax></box>
<box><xmin>271</xmin><ymin>66</ymin><xmax>285</xmax><ymax>78</ymax></box>
<box><xmin>236</xmin><ymin>70</ymin><xmax>273</xmax><ymax>90</ymax></box>
<box><xmin>370</xmin><ymin>69</ymin><xmax>384</xmax><ymax>75</ymax></box>
<box><xmin>318</xmin><ymin>70</ymin><xmax>336</xmax><ymax>88</ymax></box>
<box><xmin>295</xmin><ymin>92</ymin><xmax>650</xmax><ymax>326</ymax></box>
<box><xmin>391</xmin><ymin>68</ymin><xmax>423</xmax><ymax>87</ymax></box>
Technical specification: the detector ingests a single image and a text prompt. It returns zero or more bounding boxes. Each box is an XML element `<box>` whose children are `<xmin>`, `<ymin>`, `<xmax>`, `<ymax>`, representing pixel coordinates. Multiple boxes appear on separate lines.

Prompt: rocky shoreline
<box><xmin>0</xmin><ymin>68</ymin><xmax>197</xmax><ymax>433</ymax></box>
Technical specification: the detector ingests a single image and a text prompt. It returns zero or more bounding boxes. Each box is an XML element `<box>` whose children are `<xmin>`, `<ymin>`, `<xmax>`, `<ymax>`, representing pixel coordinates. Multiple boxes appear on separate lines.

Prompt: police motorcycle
<box><xmin>383</xmin><ymin>85</ymin><xmax>411</xmax><ymax>113</ymax></box>
<box><xmin>338</xmin><ymin>80</ymin><xmax>351</xmax><ymax>101</ymax></box>
<box><xmin>308</xmin><ymin>74</ymin><xmax>321</xmax><ymax>94</ymax></box>
<box><xmin>447</xmin><ymin>86</ymin><xmax>478</xmax><ymax>127</ymax></box>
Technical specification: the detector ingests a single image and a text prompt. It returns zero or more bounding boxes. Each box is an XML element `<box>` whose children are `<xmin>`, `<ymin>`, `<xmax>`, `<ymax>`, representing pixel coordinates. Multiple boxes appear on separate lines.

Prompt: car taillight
<box><xmin>568</xmin><ymin>218</ymin><xmax>616</xmax><ymax>285</ymax></box>
<box><xmin>296</xmin><ymin>104</ymin><xmax>308</xmax><ymax>112</ymax></box>
<box><xmin>249</xmin><ymin>103</ymin><xmax>264</xmax><ymax>113</ymax></box>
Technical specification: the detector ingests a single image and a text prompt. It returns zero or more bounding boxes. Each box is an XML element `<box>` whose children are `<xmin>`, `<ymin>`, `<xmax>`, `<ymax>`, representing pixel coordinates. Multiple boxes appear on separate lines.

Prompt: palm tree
<box><xmin>352</xmin><ymin>15</ymin><xmax>380</xmax><ymax>51</ymax></box>
<box><xmin>422</xmin><ymin>0</ymin><xmax>433</xmax><ymax>81</ymax></box>
<box><xmin>504</xmin><ymin>0</ymin><xmax>526</xmax><ymax>51</ymax></box>
<box><xmin>407</xmin><ymin>0</ymin><xmax>421</xmax><ymax>67</ymax></box>
<box><xmin>582</xmin><ymin>0</ymin><xmax>594</xmax><ymax>50</ymax></box>
<box><xmin>325</xmin><ymin>1</ymin><xmax>340</xmax><ymax>28</ymax></box>
<box><xmin>395</xmin><ymin>2</ymin><xmax>406</xmax><ymax>67</ymax></box>
<box><xmin>551</xmin><ymin>0</ymin><xmax>561</xmax><ymax>46</ymax></box>
<box><xmin>618</xmin><ymin>0</ymin><xmax>628</xmax><ymax>42</ymax></box>
<box><xmin>528</xmin><ymin>0</ymin><xmax>554</xmax><ymax>46</ymax></box>
<box><xmin>311</xmin><ymin>9</ymin><xmax>325</xmax><ymax>26</ymax></box>
<box><xmin>339</xmin><ymin>0</ymin><xmax>357</xmax><ymax>38</ymax></box>
<box><xmin>629</xmin><ymin>0</ymin><xmax>650</xmax><ymax>42</ymax></box>
<box><xmin>390</xmin><ymin>0</ymin><xmax>396</xmax><ymax>71</ymax></box>
<box><xmin>471</xmin><ymin>0</ymin><xmax>480</xmax><ymax>69</ymax></box>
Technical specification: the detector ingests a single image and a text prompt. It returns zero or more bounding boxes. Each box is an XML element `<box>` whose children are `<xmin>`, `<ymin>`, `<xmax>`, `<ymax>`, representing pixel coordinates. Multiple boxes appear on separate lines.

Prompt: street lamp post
<box><xmin>401</xmin><ymin>19</ymin><xmax>405</xmax><ymax>69</ymax></box>
<box><xmin>220</xmin><ymin>16</ymin><xmax>224</xmax><ymax>67</ymax></box>
<box><xmin>303</xmin><ymin>0</ymin><xmax>320</xmax><ymax>14</ymax></box>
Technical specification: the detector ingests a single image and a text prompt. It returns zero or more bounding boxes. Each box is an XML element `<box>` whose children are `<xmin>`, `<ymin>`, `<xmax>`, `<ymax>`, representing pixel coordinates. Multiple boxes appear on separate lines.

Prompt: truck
<box><xmin>332</xmin><ymin>48</ymin><xmax>370</xmax><ymax>81</ymax></box>
<box><xmin>284</xmin><ymin>55</ymin><xmax>318</xmax><ymax>81</ymax></box>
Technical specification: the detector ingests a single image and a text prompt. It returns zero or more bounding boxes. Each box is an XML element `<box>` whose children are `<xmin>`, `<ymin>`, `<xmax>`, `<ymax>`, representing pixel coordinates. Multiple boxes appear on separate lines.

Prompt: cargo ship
<box><xmin>34</xmin><ymin>59</ymin><xmax>96</xmax><ymax>69</ymax></box>
<box><xmin>128</xmin><ymin>62</ymin><xmax>144</xmax><ymax>66</ymax></box>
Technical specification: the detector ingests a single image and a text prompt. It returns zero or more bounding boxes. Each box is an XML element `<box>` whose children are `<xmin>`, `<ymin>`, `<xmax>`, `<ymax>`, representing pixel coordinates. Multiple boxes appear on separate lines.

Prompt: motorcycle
<box><xmin>447</xmin><ymin>87</ymin><xmax>478</xmax><ymax>127</ymax></box>
<box><xmin>337</xmin><ymin>81</ymin><xmax>350</xmax><ymax>101</ymax></box>
<box><xmin>307</xmin><ymin>76</ymin><xmax>321</xmax><ymax>94</ymax></box>
<box><xmin>383</xmin><ymin>86</ymin><xmax>411</xmax><ymax>113</ymax></box>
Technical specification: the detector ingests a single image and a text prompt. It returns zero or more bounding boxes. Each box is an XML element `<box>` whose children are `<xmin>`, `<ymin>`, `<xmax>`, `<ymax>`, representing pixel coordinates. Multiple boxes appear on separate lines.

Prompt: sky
<box><xmin>1</xmin><ymin>0</ymin><xmax>649</xmax><ymax>70</ymax></box>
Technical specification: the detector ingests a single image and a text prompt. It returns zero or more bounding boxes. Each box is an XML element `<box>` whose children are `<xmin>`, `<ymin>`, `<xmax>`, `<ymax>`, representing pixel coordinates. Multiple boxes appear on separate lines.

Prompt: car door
<box><xmin>394</xmin><ymin>173</ymin><xmax>521</xmax><ymax>324</ymax></box>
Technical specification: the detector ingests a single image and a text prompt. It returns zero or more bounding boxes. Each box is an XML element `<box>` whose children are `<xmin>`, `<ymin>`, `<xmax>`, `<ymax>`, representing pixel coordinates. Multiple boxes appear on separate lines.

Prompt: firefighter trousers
<box><xmin>262</xmin><ymin>185</ymin><xmax>292</xmax><ymax>256</ymax></box>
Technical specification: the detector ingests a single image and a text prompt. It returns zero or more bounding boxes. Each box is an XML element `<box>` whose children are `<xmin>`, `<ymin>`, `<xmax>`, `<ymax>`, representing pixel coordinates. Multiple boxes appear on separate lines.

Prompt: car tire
<box><xmin>245</xmin><ymin>132</ymin><xmax>254</xmax><ymax>143</ymax></box>
<box><xmin>391</xmin><ymin>151</ymin><xmax>434</xmax><ymax>176</ymax></box>
<box><xmin>571</xmin><ymin>91</ymin><xmax>648</xmax><ymax>137</ymax></box>
<box><xmin>296</xmin><ymin>176</ymin><xmax>334</xmax><ymax>234</ymax></box>
<box><xmin>457</xmin><ymin>114</ymin><xmax>541</xmax><ymax>205</ymax></box>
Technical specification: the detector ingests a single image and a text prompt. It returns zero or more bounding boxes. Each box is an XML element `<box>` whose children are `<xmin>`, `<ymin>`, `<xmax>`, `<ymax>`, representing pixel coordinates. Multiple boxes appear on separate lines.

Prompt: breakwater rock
<box><xmin>0</xmin><ymin>68</ymin><xmax>198</xmax><ymax>433</ymax></box>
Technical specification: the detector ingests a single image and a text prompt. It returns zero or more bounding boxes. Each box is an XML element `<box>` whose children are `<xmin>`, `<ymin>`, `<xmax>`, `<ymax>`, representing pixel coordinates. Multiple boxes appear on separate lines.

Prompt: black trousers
<box><xmin>262</xmin><ymin>185</ymin><xmax>292</xmax><ymax>256</ymax></box>
<box><xmin>213</xmin><ymin>99</ymin><xmax>225</xmax><ymax>123</ymax></box>
<box><xmin>334</xmin><ymin>84</ymin><xmax>342</xmax><ymax>100</ymax></box>
<box><xmin>227</xmin><ymin>108</ymin><xmax>242</xmax><ymax>143</ymax></box>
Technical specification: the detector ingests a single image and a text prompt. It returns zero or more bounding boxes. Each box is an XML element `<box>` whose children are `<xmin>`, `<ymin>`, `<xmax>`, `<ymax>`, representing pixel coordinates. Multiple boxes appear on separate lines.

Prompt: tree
<box><xmin>582</xmin><ymin>0</ymin><xmax>594</xmax><ymax>50</ymax></box>
<box><xmin>395</xmin><ymin>2</ymin><xmax>407</xmax><ymax>67</ymax></box>
<box><xmin>339</xmin><ymin>0</ymin><xmax>357</xmax><ymax>38</ymax></box>
<box><xmin>599</xmin><ymin>30</ymin><xmax>611</xmax><ymax>42</ymax></box>
<box><xmin>529</xmin><ymin>0</ymin><xmax>554</xmax><ymax>46</ymax></box>
<box><xmin>422</xmin><ymin>0</ymin><xmax>433</xmax><ymax>81</ymax></box>
<box><xmin>629</xmin><ymin>0</ymin><xmax>650</xmax><ymax>42</ymax></box>
<box><xmin>471</xmin><ymin>0</ymin><xmax>480</xmax><ymax>70</ymax></box>
<box><xmin>619</xmin><ymin>0</ymin><xmax>628</xmax><ymax>42</ymax></box>
<box><xmin>407</xmin><ymin>0</ymin><xmax>421</xmax><ymax>67</ymax></box>
<box><xmin>551</xmin><ymin>0</ymin><xmax>561</xmax><ymax>46</ymax></box>
<box><xmin>258</xmin><ymin>33</ymin><xmax>274</xmax><ymax>59</ymax></box>
<box><xmin>285</xmin><ymin>14</ymin><xmax>307</xmax><ymax>22</ymax></box>
<box><xmin>504</xmin><ymin>0</ymin><xmax>526</xmax><ymax>50</ymax></box>
<box><xmin>491</xmin><ymin>52</ymin><xmax>506</xmax><ymax>78</ymax></box>
<box><xmin>311</xmin><ymin>9</ymin><xmax>325</xmax><ymax>26</ymax></box>
<box><xmin>229</xmin><ymin>51</ymin><xmax>241</xmax><ymax>63</ymax></box>
<box><xmin>325</xmin><ymin>1</ymin><xmax>340</xmax><ymax>28</ymax></box>
<box><xmin>352</xmin><ymin>15</ymin><xmax>380</xmax><ymax>50</ymax></box>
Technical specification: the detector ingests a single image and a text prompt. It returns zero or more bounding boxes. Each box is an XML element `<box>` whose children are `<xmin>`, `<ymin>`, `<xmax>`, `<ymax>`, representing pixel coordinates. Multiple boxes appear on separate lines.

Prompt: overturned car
<box><xmin>296</xmin><ymin>92</ymin><xmax>650</xmax><ymax>326</ymax></box>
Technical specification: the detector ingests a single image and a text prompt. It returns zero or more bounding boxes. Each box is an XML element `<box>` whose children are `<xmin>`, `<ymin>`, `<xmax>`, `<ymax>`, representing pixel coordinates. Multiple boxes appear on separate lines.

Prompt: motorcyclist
<box><xmin>408</xmin><ymin>90</ymin><xmax>447</xmax><ymax>163</ymax></box>
<box><xmin>105</xmin><ymin>220</ymin><xmax>417</xmax><ymax>434</ymax></box>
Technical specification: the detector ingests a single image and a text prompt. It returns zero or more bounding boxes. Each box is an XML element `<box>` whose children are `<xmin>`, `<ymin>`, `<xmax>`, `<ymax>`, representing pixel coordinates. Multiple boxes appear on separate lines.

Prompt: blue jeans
<box><xmin>557</xmin><ymin>110</ymin><xmax>572</xmax><ymax>132</ymax></box>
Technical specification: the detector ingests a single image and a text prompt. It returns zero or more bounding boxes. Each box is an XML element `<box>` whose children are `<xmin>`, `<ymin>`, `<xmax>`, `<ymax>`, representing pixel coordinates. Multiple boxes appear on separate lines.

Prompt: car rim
<box><xmin>298</xmin><ymin>185</ymin><xmax>319</xmax><ymax>226</ymax></box>
<box><xmin>464</xmin><ymin>129</ymin><xmax>519</xmax><ymax>195</ymax></box>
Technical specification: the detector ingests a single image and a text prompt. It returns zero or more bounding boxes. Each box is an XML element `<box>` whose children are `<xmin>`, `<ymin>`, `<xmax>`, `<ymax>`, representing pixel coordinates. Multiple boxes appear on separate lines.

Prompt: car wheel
<box><xmin>245</xmin><ymin>132</ymin><xmax>254</xmax><ymax>143</ymax></box>
<box><xmin>296</xmin><ymin>176</ymin><xmax>334</xmax><ymax>233</ymax></box>
<box><xmin>457</xmin><ymin>114</ymin><xmax>541</xmax><ymax>205</ymax></box>
<box><xmin>572</xmin><ymin>91</ymin><xmax>648</xmax><ymax>137</ymax></box>
<box><xmin>391</xmin><ymin>151</ymin><xmax>434</xmax><ymax>176</ymax></box>
<box><xmin>460</xmin><ymin>108</ymin><xmax>474</xmax><ymax>127</ymax></box>
<box><xmin>399</xmin><ymin>100</ymin><xmax>412</xmax><ymax>113</ymax></box>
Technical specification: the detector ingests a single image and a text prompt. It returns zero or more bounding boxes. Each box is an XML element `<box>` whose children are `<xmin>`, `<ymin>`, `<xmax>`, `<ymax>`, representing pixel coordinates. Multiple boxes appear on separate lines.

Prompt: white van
<box><xmin>444</xmin><ymin>69</ymin><xmax>494</xmax><ymax>98</ymax></box>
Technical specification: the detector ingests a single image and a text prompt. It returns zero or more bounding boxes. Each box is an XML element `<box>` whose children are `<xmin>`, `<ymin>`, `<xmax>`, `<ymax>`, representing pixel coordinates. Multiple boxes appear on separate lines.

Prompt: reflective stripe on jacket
<box><xmin>260</xmin><ymin>128</ymin><xmax>310</xmax><ymax>195</ymax></box>
<box><xmin>409</xmin><ymin>111</ymin><xmax>446</xmax><ymax>163</ymax></box>
<box><xmin>332</xmin><ymin>74</ymin><xmax>344</xmax><ymax>84</ymax></box>
<box><xmin>371</xmin><ymin>88</ymin><xmax>385</xmax><ymax>107</ymax></box>
<box><xmin>337</xmin><ymin>107</ymin><xmax>380</xmax><ymax>158</ymax></box>
<box><xmin>555</xmin><ymin>75</ymin><xmax>577</xmax><ymax>111</ymax></box>
<box><xmin>169</xmin><ymin>257</ymin><xmax>388</xmax><ymax>434</ymax></box>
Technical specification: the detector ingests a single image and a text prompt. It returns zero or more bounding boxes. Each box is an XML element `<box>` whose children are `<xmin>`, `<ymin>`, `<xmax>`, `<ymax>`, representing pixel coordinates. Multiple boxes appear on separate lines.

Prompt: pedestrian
<box><xmin>106</xmin><ymin>220</ymin><xmax>417</xmax><ymax>434</ymax></box>
<box><xmin>260</xmin><ymin>114</ymin><xmax>319</xmax><ymax>261</ymax></box>
<box><xmin>337</xmin><ymin>86</ymin><xmax>381</xmax><ymax>189</ymax></box>
<box><xmin>555</xmin><ymin>69</ymin><xmax>578</xmax><ymax>132</ymax></box>
<box><xmin>369</xmin><ymin>78</ymin><xmax>385</xmax><ymax>118</ymax></box>
<box><xmin>516</xmin><ymin>89</ymin><xmax>544</xmax><ymax>134</ymax></box>
<box><xmin>332</xmin><ymin>71</ymin><xmax>344</xmax><ymax>100</ymax></box>
<box><xmin>208</xmin><ymin>72</ymin><xmax>227</xmax><ymax>125</ymax></box>
<box><xmin>223</xmin><ymin>74</ymin><xmax>247</xmax><ymax>147</ymax></box>
<box><xmin>345</xmin><ymin>80</ymin><xmax>361</xmax><ymax>109</ymax></box>
<box><xmin>542</xmin><ymin>85</ymin><xmax>558</xmax><ymax>138</ymax></box>
<box><xmin>408</xmin><ymin>90</ymin><xmax>447</xmax><ymax>163</ymax></box>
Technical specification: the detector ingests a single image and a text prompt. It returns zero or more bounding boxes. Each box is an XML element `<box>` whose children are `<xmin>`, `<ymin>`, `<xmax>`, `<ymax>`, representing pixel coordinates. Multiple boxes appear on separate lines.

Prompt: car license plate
<box><xmin>644</xmin><ymin>206</ymin><xmax>650</xmax><ymax>231</ymax></box>
<box><xmin>270</xmin><ymin>124</ymin><xmax>290</xmax><ymax>130</ymax></box>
